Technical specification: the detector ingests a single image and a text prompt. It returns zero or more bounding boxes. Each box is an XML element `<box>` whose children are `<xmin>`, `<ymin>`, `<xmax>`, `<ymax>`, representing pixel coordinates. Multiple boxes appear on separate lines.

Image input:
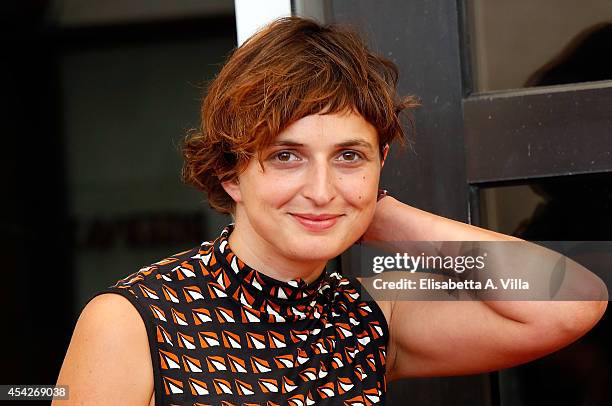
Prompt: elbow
<box><xmin>555</xmin><ymin>267</ymin><xmax>608</xmax><ymax>339</ymax></box>
<box><xmin>571</xmin><ymin>273</ymin><xmax>608</xmax><ymax>335</ymax></box>
<box><xmin>523</xmin><ymin>299</ymin><xmax>608</xmax><ymax>358</ymax></box>
<box><xmin>577</xmin><ymin>299</ymin><xmax>607</xmax><ymax>333</ymax></box>
<box><xmin>553</xmin><ymin>299</ymin><xmax>608</xmax><ymax>345</ymax></box>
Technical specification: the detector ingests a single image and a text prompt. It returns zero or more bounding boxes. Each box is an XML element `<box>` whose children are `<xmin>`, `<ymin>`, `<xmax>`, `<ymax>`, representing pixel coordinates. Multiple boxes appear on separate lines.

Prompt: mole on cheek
<box><xmin>358</xmin><ymin>195</ymin><xmax>362</xmax><ymax>200</ymax></box>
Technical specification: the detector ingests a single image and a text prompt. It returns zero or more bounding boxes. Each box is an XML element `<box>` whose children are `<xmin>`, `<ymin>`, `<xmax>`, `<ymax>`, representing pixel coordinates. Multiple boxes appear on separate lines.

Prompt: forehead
<box><xmin>274</xmin><ymin>111</ymin><xmax>379</xmax><ymax>146</ymax></box>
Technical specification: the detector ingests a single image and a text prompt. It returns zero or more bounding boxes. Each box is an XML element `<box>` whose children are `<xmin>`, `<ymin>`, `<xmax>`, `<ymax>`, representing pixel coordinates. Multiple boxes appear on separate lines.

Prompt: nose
<box><xmin>301</xmin><ymin>160</ymin><xmax>336</xmax><ymax>206</ymax></box>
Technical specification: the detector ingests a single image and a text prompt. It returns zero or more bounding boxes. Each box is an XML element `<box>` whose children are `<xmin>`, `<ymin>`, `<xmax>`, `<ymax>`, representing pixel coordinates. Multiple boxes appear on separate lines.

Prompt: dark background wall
<box><xmin>1</xmin><ymin>0</ymin><xmax>235</xmax><ymax>392</ymax></box>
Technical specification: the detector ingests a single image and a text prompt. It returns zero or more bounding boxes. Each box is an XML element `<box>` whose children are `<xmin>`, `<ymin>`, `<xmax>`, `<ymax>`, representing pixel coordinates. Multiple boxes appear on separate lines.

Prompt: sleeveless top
<box><xmin>92</xmin><ymin>224</ymin><xmax>389</xmax><ymax>405</ymax></box>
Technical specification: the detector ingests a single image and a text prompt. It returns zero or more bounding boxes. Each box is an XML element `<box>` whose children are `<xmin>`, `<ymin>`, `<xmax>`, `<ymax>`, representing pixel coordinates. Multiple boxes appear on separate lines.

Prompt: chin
<box><xmin>285</xmin><ymin>234</ymin><xmax>353</xmax><ymax>262</ymax></box>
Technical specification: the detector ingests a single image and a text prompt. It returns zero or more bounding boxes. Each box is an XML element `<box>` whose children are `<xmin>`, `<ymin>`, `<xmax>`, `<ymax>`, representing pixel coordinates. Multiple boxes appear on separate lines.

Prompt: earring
<box><xmin>377</xmin><ymin>189</ymin><xmax>388</xmax><ymax>202</ymax></box>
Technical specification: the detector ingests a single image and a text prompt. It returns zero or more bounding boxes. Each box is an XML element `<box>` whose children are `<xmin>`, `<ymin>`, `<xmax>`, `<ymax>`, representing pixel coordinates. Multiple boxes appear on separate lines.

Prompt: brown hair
<box><xmin>182</xmin><ymin>16</ymin><xmax>418</xmax><ymax>214</ymax></box>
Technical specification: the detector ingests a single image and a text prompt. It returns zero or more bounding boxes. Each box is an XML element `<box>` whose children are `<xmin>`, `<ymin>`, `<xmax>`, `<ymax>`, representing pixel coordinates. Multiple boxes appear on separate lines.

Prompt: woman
<box><xmin>55</xmin><ymin>17</ymin><xmax>607</xmax><ymax>405</ymax></box>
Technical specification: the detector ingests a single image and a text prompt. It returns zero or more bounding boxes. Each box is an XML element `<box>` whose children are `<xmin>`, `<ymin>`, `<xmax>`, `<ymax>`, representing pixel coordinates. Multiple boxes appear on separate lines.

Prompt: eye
<box><xmin>337</xmin><ymin>150</ymin><xmax>363</xmax><ymax>162</ymax></box>
<box><xmin>272</xmin><ymin>150</ymin><xmax>300</xmax><ymax>162</ymax></box>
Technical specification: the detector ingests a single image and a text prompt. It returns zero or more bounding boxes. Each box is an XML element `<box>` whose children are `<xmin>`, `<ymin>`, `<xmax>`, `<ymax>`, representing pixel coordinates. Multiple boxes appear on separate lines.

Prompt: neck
<box><xmin>227</xmin><ymin>219</ymin><xmax>327</xmax><ymax>285</ymax></box>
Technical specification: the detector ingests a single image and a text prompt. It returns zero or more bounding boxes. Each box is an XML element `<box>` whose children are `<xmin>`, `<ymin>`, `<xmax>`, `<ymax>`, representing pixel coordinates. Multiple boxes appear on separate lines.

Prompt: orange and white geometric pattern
<box><xmin>97</xmin><ymin>224</ymin><xmax>388</xmax><ymax>405</ymax></box>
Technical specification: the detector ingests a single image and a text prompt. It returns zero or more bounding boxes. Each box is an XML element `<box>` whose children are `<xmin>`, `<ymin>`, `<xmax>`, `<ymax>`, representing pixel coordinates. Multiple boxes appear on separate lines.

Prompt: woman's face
<box><xmin>223</xmin><ymin>110</ymin><xmax>385</xmax><ymax>264</ymax></box>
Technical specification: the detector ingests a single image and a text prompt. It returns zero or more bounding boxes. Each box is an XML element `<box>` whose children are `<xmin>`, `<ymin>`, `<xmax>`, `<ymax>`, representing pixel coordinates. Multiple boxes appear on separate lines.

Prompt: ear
<box><xmin>221</xmin><ymin>179</ymin><xmax>242</xmax><ymax>204</ymax></box>
<box><xmin>381</xmin><ymin>143</ymin><xmax>390</xmax><ymax>168</ymax></box>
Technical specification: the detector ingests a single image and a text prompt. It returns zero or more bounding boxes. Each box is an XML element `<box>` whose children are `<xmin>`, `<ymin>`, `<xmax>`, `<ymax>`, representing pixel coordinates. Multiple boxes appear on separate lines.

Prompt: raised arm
<box><xmin>362</xmin><ymin>196</ymin><xmax>608</xmax><ymax>379</ymax></box>
<box><xmin>53</xmin><ymin>294</ymin><xmax>154</xmax><ymax>405</ymax></box>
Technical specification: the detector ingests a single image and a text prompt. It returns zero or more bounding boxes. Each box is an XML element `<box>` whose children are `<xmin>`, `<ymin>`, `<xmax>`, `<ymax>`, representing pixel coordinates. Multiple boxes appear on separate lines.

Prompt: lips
<box><xmin>292</xmin><ymin>213</ymin><xmax>339</xmax><ymax>221</ymax></box>
<box><xmin>290</xmin><ymin>213</ymin><xmax>342</xmax><ymax>231</ymax></box>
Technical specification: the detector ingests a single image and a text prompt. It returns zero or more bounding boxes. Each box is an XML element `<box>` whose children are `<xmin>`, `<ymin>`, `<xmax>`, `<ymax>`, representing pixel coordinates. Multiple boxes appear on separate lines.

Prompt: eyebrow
<box><xmin>272</xmin><ymin>138</ymin><xmax>375</xmax><ymax>151</ymax></box>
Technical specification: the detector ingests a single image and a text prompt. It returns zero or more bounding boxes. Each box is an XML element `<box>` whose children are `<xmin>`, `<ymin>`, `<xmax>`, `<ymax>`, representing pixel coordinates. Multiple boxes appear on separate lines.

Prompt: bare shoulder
<box><xmin>54</xmin><ymin>293</ymin><xmax>154</xmax><ymax>405</ymax></box>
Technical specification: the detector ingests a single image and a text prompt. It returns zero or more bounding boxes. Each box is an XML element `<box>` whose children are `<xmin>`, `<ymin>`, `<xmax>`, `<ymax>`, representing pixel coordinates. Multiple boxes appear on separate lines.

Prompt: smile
<box><xmin>290</xmin><ymin>213</ymin><xmax>342</xmax><ymax>232</ymax></box>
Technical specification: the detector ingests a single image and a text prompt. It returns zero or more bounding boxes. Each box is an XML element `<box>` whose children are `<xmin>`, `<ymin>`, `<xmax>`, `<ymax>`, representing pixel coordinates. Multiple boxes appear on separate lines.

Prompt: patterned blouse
<box><xmin>93</xmin><ymin>224</ymin><xmax>389</xmax><ymax>405</ymax></box>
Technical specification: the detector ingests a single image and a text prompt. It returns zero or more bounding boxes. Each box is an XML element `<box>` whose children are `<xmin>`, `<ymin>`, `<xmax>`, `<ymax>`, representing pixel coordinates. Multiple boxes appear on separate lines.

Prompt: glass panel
<box><xmin>468</xmin><ymin>0</ymin><xmax>612</xmax><ymax>92</ymax></box>
<box><xmin>61</xmin><ymin>33</ymin><xmax>235</xmax><ymax>313</ymax></box>
<box><xmin>477</xmin><ymin>172</ymin><xmax>612</xmax><ymax>405</ymax></box>
<box><xmin>478</xmin><ymin>172</ymin><xmax>612</xmax><ymax>239</ymax></box>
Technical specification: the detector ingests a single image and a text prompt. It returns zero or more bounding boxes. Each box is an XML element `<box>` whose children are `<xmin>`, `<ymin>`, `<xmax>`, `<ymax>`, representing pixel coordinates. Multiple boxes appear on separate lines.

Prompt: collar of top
<box><xmin>210</xmin><ymin>224</ymin><xmax>331</xmax><ymax>305</ymax></box>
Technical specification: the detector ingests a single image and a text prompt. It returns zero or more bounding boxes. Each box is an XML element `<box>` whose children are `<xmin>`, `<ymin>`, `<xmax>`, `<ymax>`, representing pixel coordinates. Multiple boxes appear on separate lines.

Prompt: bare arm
<box><xmin>363</xmin><ymin>196</ymin><xmax>608</xmax><ymax>379</ymax></box>
<box><xmin>53</xmin><ymin>294</ymin><xmax>154</xmax><ymax>405</ymax></box>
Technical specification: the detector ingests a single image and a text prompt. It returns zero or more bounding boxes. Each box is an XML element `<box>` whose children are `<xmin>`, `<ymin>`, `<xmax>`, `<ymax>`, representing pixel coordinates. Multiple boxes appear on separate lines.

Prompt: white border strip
<box><xmin>234</xmin><ymin>0</ymin><xmax>292</xmax><ymax>46</ymax></box>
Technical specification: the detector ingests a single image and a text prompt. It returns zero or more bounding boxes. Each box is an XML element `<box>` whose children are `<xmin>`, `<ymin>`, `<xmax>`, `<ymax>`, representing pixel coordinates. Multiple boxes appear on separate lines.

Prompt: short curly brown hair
<box><xmin>181</xmin><ymin>16</ymin><xmax>418</xmax><ymax>215</ymax></box>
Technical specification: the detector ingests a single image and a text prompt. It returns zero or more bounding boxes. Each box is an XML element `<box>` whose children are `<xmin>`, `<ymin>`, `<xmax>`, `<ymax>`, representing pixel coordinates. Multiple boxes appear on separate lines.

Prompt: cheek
<box><xmin>245</xmin><ymin>172</ymin><xmax>302</xmax><ymax>209</ymax></box>
<box><xmin>338</xmin><ymin>172</ymin><xmax>379</xmax><ymax>207</ymax></box>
